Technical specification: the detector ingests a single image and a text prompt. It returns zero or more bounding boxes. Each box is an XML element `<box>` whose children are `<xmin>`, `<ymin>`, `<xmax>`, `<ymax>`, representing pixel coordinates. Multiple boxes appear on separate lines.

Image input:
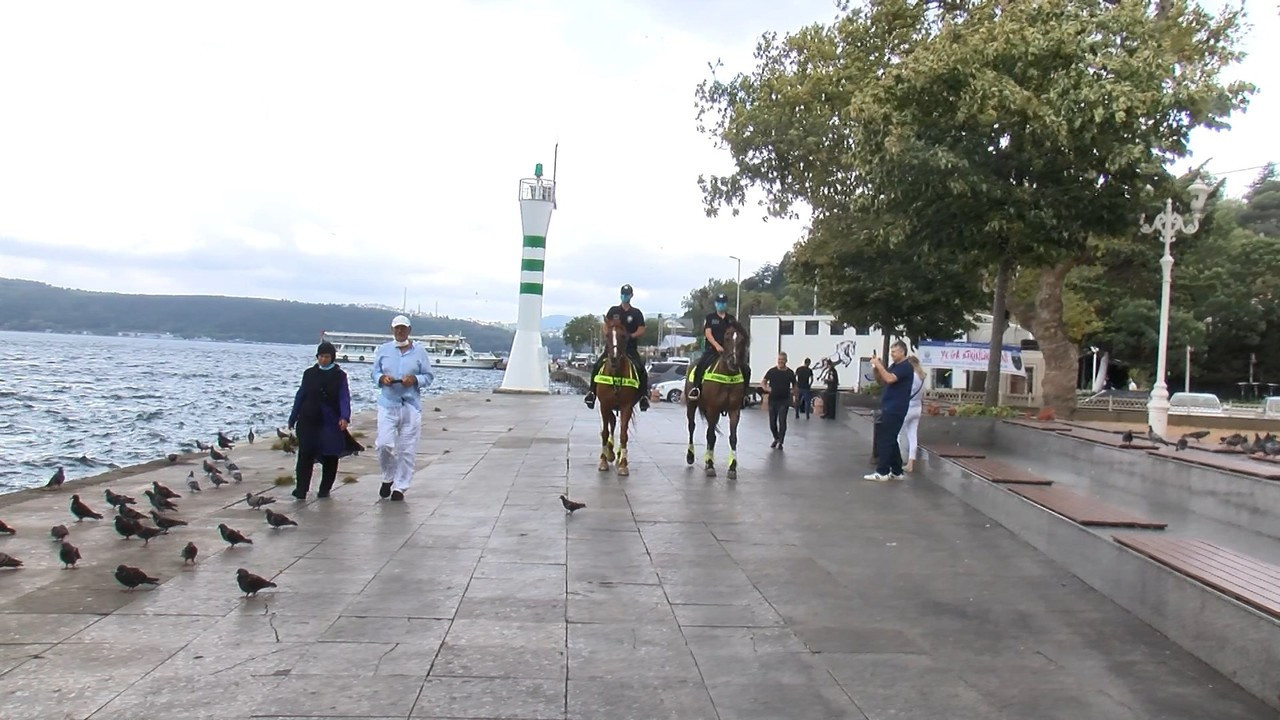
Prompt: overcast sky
<box><xmin>1</xmin><ymin>0</ymin><xmax>1275</xmax><ymax>324</ymax></box>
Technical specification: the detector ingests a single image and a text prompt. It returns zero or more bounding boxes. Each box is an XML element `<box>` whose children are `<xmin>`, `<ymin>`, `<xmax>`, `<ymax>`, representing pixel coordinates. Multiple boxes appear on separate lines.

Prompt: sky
<box><xmin>0</xmin><ymin>0</ymin><xmax>1276</xmax><ymax>324</ymax></box>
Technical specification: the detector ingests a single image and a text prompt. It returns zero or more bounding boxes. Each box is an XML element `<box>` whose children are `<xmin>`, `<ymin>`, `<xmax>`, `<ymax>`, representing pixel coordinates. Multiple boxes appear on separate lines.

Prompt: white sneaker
<box><xmin>889</xmin><ymin>473</ymin><xmax>905</xmax><ymax>481</ymax></box>
<box><xmin>863</xmin><ymin>473</ymin><xmax>889</xmax><ymax>482</ymax></box>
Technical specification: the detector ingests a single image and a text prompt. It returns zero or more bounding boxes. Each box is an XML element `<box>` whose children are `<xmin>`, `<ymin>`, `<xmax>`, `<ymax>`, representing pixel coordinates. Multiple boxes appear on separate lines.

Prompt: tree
<box><xmin>696</xmin><ymin>0</ymin><xmax>1253</xmax><ymax>414</ymax></box>
<box><xmin>1238</xmin><ymin>163</ymin><xmax>1280</xmax><ymax>238</ymax></box>
<box><xmin>560</xmin><ymin>314</ymin><xmax>600</xmax><ymax>353</ymax></box>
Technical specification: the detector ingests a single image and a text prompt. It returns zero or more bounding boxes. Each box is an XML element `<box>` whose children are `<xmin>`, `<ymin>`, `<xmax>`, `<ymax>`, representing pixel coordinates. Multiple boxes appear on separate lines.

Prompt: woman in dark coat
<box><xmin>288</xmin><ymin>341</ymin><xmax>352</xmax><ymax>500</ymax></box>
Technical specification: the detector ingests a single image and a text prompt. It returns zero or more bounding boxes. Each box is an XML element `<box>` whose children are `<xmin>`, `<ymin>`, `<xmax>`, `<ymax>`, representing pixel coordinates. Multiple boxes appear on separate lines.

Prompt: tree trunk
<box><xmin>881</xmin><ymin>325</ymin><xmax>891</xmax><ymax>362</ymax></box>
<box><xmin>984</xmin><ymin>258</ymin><xmax>1012</xmax><ymax>407</ymax></box>
<box><xmin>1008</xmin><ymin>261</ymin><xmax>1078</xmax><ymax>418</ymax></box>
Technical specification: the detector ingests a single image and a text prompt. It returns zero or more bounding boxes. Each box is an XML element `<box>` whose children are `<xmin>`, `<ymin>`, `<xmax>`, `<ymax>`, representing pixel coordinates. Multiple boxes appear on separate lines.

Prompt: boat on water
<box><xmin>320</xmin><ymin>331</ymin><xmax>504</xmax><ymax>369</ymax></box>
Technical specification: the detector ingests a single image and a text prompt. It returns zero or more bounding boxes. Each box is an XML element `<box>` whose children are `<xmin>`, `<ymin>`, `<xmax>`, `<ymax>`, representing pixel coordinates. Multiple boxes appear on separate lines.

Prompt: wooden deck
<box><xmin>1006</xmin><ymin>485</ymin><xmax>1167</xmax><ymax>529</ymax></box>
<box><xmin>950</xmin><ymin>457</ymin><xmax>1053</xmax><ymax>485</ymax></box>
<box><xmin>1114</xmin><ymin>534</ymin><xmax>1280</xmax><ymax>620</ymax></box>
<box><xmin>1055</xmin><ymin>426</ymin><xmax>1161</xmax><ymax>450</ymax></box>
<box><xmin>1144</xmin><ymin>447</ymin><xmax>1280</xmax><ymax>481</ymax></box>
<box><xmin>1002</xmin><ymin>419</ymin><xmax>1074</xmax><ymax>432</ymax></box>
<box><xmin>923</xmin><ymin>444</ymin><xmax>987</xmax><ymax>459</ymax></box>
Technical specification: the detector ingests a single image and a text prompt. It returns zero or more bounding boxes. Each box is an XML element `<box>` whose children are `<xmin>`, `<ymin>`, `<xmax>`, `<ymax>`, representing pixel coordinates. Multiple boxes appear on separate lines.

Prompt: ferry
<box><xmin>320</xmin><ymin>331</ymin><xmax>503</xmax><ymax>369</ymax></box>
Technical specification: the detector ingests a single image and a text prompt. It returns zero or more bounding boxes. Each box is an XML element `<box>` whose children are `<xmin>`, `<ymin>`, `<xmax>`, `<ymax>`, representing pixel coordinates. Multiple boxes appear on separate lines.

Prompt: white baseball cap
<box><xmin>391</xmin><ymin>315</ymin><xmax>411</xmax><ymax>328</ymax></box>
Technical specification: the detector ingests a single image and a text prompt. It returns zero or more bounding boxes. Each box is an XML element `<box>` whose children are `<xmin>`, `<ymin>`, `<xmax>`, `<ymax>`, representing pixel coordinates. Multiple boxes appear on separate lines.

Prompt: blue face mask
<box><xmin>621</xmin><ymin>295</ymin><xmax>632</xmax><ymax>304</ymax></box>
<box><xmin>715</xmin><ymin>302</ymin><xmax>727</xmax><ymax>312</ymax></box>
<box><xmin>318</xmin><ymin>361</ymin><xmax>335</xmax><ymax>371</ymax></box>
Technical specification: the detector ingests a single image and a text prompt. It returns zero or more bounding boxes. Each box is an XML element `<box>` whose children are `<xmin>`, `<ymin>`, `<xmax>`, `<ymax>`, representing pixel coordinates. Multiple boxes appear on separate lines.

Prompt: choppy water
<box><xmin>0</xmin><ymin>331</ymin><xmax>536</xmax><ymax>494</ymax></box>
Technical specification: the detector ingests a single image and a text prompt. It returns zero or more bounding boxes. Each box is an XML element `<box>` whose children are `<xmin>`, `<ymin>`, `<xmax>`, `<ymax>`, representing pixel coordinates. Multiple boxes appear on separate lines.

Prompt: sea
<box><xmin>0</xmin><ymin>331</ymin><xmax>560</xmax><ymax>495</ymax></box>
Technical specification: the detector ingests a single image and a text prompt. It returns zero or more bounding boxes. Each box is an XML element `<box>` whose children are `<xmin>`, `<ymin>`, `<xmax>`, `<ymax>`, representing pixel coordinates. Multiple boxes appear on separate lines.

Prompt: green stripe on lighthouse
<box><xmin>519</xmin><ymin>282</ymin><xmax>544</xmax><ymax>295</ymax></box>
<box><xmin>521</xmin><ymin>258</ymin><xmax>545</xmax><ymax>272</ymax></box>
<box><xmin>522</xmin><ymin>235</ymin><xmax>546</xmax><ymax>249</ymax></box>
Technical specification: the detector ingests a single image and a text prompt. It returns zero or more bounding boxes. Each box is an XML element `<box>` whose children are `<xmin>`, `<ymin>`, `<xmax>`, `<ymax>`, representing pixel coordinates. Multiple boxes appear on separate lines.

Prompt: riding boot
<box><xmin>584</xmin><ymin>358</ymin><xmax>603</xmax><ymax>409</ymax></box>
<box><xmin>637</xmin><ymin>362</ymin><xmax>650</xmax><ymax>411</ymax></box>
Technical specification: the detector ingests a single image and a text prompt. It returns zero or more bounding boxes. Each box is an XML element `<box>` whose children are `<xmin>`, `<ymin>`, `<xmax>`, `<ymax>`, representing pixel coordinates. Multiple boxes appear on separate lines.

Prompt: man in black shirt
<box><xmin>584</xmin><ymin>283</ymin><xmax>650</xmax><ymax>411</ymax></box>
<box><xmin>687</xmin><ymin>293</ymin><xmax>750</xmax><ymax>401</ymax></box>
<box><xmin>794</xmin><ymin>358</ymin><xmax>814</xmax><ymax>419</ymax></box>
<box><xmin>761</xmin><ymin>352</ymin><xmax>797</xmax><ymax>449</ymax></box>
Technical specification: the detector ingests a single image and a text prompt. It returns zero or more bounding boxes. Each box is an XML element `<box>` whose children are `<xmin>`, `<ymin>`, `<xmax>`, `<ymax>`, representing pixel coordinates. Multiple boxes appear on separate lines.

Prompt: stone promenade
<box><xmin>0</xmin><ymin>393</ymin><xmax>1272</xmax><ymax>719</ymax></box>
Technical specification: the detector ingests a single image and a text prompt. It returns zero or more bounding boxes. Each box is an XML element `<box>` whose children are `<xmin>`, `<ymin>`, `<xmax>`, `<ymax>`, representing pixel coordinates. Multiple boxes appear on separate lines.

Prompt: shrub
<box><xmin>954</xmin><ymin>404</ymin><xmax>1021</xmax><ymax>418</ymax></box>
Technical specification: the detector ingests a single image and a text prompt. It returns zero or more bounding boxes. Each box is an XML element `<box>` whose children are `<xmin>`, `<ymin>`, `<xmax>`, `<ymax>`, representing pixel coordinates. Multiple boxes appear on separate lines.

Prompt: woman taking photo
<box><xmin>287</xmin><ymin>341</ymin><xmax>352</xmax><ymax>500</ymax></box>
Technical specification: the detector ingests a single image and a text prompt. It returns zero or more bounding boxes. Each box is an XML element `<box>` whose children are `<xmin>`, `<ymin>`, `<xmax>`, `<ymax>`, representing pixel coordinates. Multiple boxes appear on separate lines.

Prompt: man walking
<box><xmin>371</xmin><ymin>315</ymin><xmax>435</xmax><ymax>501</ymax></box>
<box><xmin>864</xmin><ymin>340</ymin><xmax>914</xmax><ymax>482</ymax></box>
<box><xmin>795</xmin><ymin>358</ymin><xmax>814</xmax><ymax>419</ymax></box>
<box><xmin>761</xmin><ymin>353</ymin><xmax>797</xmax><ymax>450</ymax></box>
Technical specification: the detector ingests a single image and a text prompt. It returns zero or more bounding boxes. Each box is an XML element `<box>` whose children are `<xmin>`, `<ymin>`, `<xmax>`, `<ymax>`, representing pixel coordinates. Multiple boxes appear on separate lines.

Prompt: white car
<box><xmin>655</xmin><ymin>378</ymin><xmax>686</xmax><ymax>403</ymax></box>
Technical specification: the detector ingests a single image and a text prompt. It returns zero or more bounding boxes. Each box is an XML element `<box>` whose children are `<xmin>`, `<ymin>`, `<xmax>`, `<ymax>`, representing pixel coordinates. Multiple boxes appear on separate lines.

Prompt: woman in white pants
<box><xmin>900</xmin><ymin>355</ymin><xmax>926</xmax><ymax>472</ymax></box>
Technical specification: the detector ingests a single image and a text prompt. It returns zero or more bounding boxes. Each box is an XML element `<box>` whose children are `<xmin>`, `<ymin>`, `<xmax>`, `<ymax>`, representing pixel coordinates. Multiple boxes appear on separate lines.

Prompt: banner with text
<box><xmin>918</xmin><ymin>341</ymin><xmax>1025</xmax><ymax>376</ymax></box>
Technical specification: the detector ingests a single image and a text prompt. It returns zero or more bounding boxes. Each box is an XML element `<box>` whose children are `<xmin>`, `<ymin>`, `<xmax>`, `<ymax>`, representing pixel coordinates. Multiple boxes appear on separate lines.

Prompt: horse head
<box><xmin>719</xmin><ymin>323</ymin><xmax>749</xmax><ymax>375</ymax></box>
<box><xmin>603</xmin><ymin>316</ymin><xmax>629</xmax><ymax>376</ymax></box>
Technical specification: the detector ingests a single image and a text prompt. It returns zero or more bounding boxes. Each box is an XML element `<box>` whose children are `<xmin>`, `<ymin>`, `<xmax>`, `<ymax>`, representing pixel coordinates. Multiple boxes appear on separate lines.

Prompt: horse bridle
<box><xmin>719</xmin><ymin>327</ymin><xmax>741</xmax><ymax>374</ymax></box>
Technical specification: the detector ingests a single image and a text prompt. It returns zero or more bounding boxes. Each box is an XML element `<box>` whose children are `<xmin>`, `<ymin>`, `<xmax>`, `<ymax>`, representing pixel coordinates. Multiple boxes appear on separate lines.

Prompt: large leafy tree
<box><xmin>696</xmin><ymin>0</ymin><xmax>1253</xmax><ymax>414</ymax></box>
<box><xmin>560</xmin><ymin>314</ymin><xmax>599</xmax><ymax>353</ymax></box>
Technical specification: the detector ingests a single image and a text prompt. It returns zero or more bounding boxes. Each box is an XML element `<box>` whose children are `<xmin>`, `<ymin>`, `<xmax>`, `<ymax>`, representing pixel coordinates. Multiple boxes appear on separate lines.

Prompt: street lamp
<box><xmin>1139</xmin><ymin>178</ymin><xmax>1212</xmax><ymax>438</ymax></box>
<box><xmin>728</xmin><ymin>255</ymin><xmax>742</xmax><ymax>317</ymax></box>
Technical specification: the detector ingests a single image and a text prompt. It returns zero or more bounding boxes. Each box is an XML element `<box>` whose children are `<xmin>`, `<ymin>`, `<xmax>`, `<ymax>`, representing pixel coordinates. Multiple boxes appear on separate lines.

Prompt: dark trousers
<box><xmin>875</xmin><ymin>412</ymin><xmax>906</xmax><ymax>476</ymax></box>
<box><xmin>822</xmin><ymin>388</ymin><xmax>838</xmax><ymax>418</ymax></box>
<box><xmin>295</xmin><ymin>443</ymin><xmax>338</xmax><ymax>497</ymax></box>
<box><xmin>768</xmin><ymin>397</ymin><xmax>789</xmax><ymax>442</ymax></box>
<box><xmin>795</xmin><ymin>388</ymin><xmax>812</xmax><ymax>418</ymax></box>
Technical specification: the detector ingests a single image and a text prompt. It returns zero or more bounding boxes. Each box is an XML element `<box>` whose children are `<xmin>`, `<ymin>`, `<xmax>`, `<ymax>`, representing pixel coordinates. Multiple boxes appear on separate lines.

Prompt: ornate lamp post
<box><xmin>1139</xmin><ymin>178</ymin><xmax>1211</xmax><ymax>438</ymax></box>
<box><xmin>728</xmin><ymin>255</ymin><xmax>742</xmax><ymax>317</ymax></box>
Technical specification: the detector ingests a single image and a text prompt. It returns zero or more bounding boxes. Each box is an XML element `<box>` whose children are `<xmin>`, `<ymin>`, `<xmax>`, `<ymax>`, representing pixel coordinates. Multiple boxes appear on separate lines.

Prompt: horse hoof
<box><xmin>598</xmin><ymin>462</ymin><xmax>609</xmax><ymax>472</ymax></box>
<box><xmin>727</xmin><ymin>470</ymin><xmax>737</xmax><ymax>480</ymax></box>
<box><xmin>705</xmin><ymin>467</ymin><xmax>716</xmax><ymax>478</ymax></box>
<box><xmin>685</xmin><ymin>452</ymin><xmax>694</xmax><ymax>465</ymax></box>
<box><xmin>618</xmin><ymin>467</ymin><xmax>629</xmax><ymax>477</ymax></box>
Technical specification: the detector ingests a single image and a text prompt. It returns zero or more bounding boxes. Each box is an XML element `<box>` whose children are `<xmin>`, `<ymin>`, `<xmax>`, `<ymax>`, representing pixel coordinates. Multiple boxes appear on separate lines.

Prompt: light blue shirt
<box><xmin>371</xmin><ymin>341</ymin><xmax>435</xmax><ymax>411</ymax></box>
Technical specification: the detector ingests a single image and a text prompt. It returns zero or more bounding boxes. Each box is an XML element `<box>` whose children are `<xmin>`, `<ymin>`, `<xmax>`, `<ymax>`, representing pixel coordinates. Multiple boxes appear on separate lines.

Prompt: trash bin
<box><xmin>871</xmin><ymin>409</ymin><xmax>883</xmax><ymax>463</ymax></box>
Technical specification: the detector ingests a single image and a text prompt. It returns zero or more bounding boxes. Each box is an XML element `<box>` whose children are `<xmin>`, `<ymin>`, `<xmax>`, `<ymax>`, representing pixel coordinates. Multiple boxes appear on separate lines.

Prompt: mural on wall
<box><xmin>826</xmin><ymin>340</ymin><xmax>857</xmax><ymax>368</ymax></box>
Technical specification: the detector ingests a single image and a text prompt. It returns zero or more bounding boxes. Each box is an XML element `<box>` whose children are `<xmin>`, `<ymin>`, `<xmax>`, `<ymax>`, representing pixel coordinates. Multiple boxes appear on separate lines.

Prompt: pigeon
<box><xmin>195</xmin><ymin>439</ymin><xmax>211</xmax><ymax>451</ymax></box>
<box><xmin>44</xmin><ymin>466</ymin><xmax>65</xmax><ymax>490</ymax></box>
<box><xmin>559</xmin><ymin>495</ymin><xmax>586</xmax><ymax>514</ymax></box>
<box><xmin>225</xmin><ymin>461</ymin><xmax>240</xmax><ymax>473</ymax></box>
<box><xmin>209</xmin><ymin>473</ymin><xmax>229</xmax><ymax>488</ymax></box>
<box><xmin>167</xmin><ymin>453</ymin><xmax>179</xmax><ymax>463</ymax></box>
<box><xmin>181</xmin><ymin>542</ymin><xmax>198</xmax><ymax>565</ymax></box>
<box><xmin>248</xmin><ymin>428</ymin><xmax>256</xmax><ymax>444</ymax></box>
<box><xmin>59</xmin><ymin>541</ymin><xmax>81</xmax><ymax>568</ymax></box>
<box><xmin>0</xmin><ymin>519</ymin><xmax>14</xmax><ymax>535</ymax></box>
<box><xmin>276</xmin><ymin>428</ymin><xmax>289</xmax><ymax>439</ymax></box>
<box><xmin>50</xmin><ymin>524</ymin><xmax>69</xmax><ymax>541</ymax></box>
<box><xmin>202</xmin><ymin>459</ymin><xmax>219</xmax><ymax>476</ymax></box>
<box><xmin>186</xmin><ymin>472</ymin><xmax>201</xmax><ymax>493</ymax></box>
<box><xmin>231</xmin><ymin>471</ymin><xmax>243</xmax><ymax>483</ymax></box>
<box><xmin>152</xmin><ymin>481</ymin><xmax>181</xmax><ymax>500</ymax></box>
<box><xmin>1120</xmin><ymin>429</ymin><xmax>1134</xmax><ymax>447</ymax></box>
<box><xmin>114</xmin><ymin>564</ymin><xmax>159</xmax><ymax>590</ymax></box>
<box><xmin>263</xmin><ymin>509</ymin><xmax>297</xmax><ymax>528</ymax></box>
<box><xmin>217</xmin><ymin>431</ymin><xmax>235</xmax><ymax>450</ymax></box>
<box><xmin>1220</xmin><ymin>433</ymin><xmax>1248</xmax><ymax>447</ymax></box>
<box><xmin>218</xmin><ymin>523</ymin><xmax>252</xmax><ymax>547</ymax></box>
<box><xmin>70</xmin><ymin>495</ymin><xmax>104</xmax><ymax>522</ymax></box>
<box><xmin>1181</xmin><ymin>430</ymin><xmax>1210</xmax><ymax>442</ymax></box>
<box><xmin>114</xmin><ymin>515</ymin><xmax>141</xmax><ymax>540</ymax></box>
<box><xmin>150</xmin><ymin>511</ymin><xmax>188</xmax><ymax>532</ymax></box>
<box><xmin>210</xmin><ymin>447</ymin><xmax>227</xmax><ymax>462</ymax></box>
<box><xmin>0</xmin><ymin>552</ymin><xmax>22</xmax><ymax>569</ymax></box>
<box><xmin>145</xmin><ymin>490</ymin><xmax>178</xmax><ymax>513</ymax></box>
<box><xmin>245</xmin><ymin>493</ymin><xmax>276</xmax><ymax>509</ymax></box>
<box><xmin>118</xmin><ymin>504</ymin><xmax>147</xmax><ymax>522</ymax></box>
<box><xmin>236</xmin><ymin>568</ymin><xmax>277</xmax><ymax>597</ymax></box>
<box><xmin>134</xmin><ymin>524</ymin><xmax>165</xmax><ymax>546</ymax></box>
<box><xmin>1175</xmin><ymin>437</ymin><xmax>1188</xmax><ymax>452</ymax></box>
<box><xmin>104</xmin><ymin>489</ymin><xmax>137</xmax><ymax>508</ymax></box>
<box><xmin>1147</xmin><ymin>426</ymin><xmax>1169</xmax><ymax>446</ymax></box>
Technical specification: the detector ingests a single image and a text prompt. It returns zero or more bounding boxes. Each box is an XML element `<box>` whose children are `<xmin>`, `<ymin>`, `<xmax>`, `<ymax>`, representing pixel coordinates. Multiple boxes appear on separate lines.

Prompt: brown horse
<box><xmin>594</xmin><ymin>317</ymin><xmax>640</xmax><ymax>476</ymax></box>
<box><xmin>684</xmin><ymin>324</ymin><xmax>748</xmax><ymax>479</ymax></box>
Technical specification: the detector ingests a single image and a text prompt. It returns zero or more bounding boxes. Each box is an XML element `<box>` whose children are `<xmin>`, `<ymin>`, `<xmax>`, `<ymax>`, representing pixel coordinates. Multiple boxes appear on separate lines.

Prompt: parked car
<box><xmin>647</xmin><ymin>361</ymin><xmax>692</xmax><ymax>387</ymax></box>
<box><xmin>655</xmin><ymin>378</ymin><xmax>686</xmax><ymax>403</ymax></box>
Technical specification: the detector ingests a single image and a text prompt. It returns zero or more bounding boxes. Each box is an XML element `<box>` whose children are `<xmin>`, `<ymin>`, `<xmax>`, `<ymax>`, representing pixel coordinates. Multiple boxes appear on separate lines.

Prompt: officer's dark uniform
<box><xmin>584</xmin><ymin>286</ymin><xmax>649</xmax><ymax>411</ymax></box>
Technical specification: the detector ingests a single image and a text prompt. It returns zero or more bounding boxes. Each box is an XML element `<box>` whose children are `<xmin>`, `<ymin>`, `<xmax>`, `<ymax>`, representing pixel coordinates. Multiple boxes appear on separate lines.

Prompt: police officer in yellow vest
<box><xmin>584</xmin><ymin>284</ymin><xmax>650</xmax><ymax>412</ymax></box>
<box><xmin>687</xmin><ymin>293</ymin><xmax>750</xmax><ymax>401</ymax></box>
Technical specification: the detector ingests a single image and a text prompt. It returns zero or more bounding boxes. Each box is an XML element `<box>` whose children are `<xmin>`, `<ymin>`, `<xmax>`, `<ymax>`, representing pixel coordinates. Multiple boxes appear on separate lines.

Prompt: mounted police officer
<box><xmin>584</xmin><ymin>283</ymin><xmax>650</xmax><ymax>412</ymax></box>
<box><xmin>687</xmin><ymin>292</ymin><xmax>749</xmax><ymax>401</ymax></box>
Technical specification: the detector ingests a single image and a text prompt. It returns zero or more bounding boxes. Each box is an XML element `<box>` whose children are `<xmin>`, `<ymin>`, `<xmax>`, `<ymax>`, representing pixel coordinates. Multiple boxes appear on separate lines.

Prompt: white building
<box><xmin>747</xmin><ymin>313</ymin><xmax>1044</xmax><ymax>404</ymax></box>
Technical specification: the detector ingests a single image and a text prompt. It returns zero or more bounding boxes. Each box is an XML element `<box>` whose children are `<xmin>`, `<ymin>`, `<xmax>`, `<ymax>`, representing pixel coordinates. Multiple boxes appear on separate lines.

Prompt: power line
<box><xmin>1205</xmin><ymin>163</ymin><xmax>1270</xmax><ymax>176</ymax></box>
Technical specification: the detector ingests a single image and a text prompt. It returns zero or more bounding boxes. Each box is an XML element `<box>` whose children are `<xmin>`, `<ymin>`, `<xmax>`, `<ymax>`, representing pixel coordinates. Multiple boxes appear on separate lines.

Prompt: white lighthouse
<box><xmin>497</xmin><ymin>164</ymin><xmax>555</xmax><ymax>394</ymax></box>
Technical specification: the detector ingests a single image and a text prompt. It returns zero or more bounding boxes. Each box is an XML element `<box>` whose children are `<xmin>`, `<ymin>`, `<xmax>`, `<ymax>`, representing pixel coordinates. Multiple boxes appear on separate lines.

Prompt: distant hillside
<box><xmin>0</xmin><ymin>279</ymin><xmax>520</xmax><ymax>352</ymax></box>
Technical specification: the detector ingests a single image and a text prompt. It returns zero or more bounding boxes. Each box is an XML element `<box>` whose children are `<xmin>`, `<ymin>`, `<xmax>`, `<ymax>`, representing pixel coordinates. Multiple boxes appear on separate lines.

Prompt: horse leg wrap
<box><xmin>728</xmin><ymin>449</ymin><xmax>737</xmax><ymax>466</ymax></box>
<box><xmin>704</xmin><ymin>449</ymin><xmax>713</xmax><ymax>463</ymax></box>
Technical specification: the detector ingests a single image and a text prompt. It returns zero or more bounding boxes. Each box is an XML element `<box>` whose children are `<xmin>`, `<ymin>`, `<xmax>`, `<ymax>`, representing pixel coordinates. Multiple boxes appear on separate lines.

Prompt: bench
<box><xmin>1055</xmin><ymin>426</ymin><xmax>1160</xmax><ymax>450</ymax></box>
<box><xmin>922</xmin><ymin>444</ymin><xmax>987</xmax><ymax>459</ymax></box>
<box><xmin>1114</xmin><ymin>534</ymin><xmax>1280</xmax><ymax>620</ymax></box>
<box><xmin>1006</xmin><ymin>485</ymin><xmax>1167</xmax><ymax>529</ymax></box>
<box><xmin>1169</xmin><ymin>392</ymin><xmax>1225</xmax><ymax>415</ymax></box>
<box><xmin>950</xmin><ymin>457</ymin><xmax>1053</xmax><ymax>485</ymax></box>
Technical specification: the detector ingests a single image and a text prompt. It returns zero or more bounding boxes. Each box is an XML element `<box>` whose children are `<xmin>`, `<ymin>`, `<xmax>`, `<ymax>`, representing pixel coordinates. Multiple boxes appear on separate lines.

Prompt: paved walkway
<box><xmin>0</xmin><ymin>394</ymin><xmax>1272</xmax><ymax>719</ymax></box>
